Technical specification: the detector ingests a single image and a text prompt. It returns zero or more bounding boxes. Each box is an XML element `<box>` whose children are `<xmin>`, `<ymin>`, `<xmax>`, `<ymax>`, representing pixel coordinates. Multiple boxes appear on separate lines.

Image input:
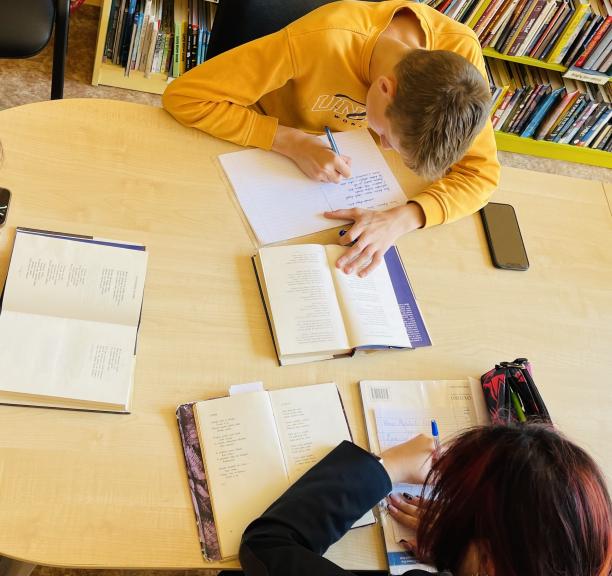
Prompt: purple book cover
<box><xmin>384</xmin><ymin>246</ymin><xmax>432</xmax><ymax>348</ymax></box>
<box><xmin>176</xmin><ymin>402</ymin><xmax>221</xmax><ymax>562</ymax></box>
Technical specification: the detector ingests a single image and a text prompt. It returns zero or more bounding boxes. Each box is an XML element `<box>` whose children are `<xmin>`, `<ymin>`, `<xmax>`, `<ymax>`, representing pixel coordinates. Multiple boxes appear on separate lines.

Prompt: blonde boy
<box><xmin>163</xmin><ymin>0</ymin><xmax>499</xmax><ymax>276</ymax></box>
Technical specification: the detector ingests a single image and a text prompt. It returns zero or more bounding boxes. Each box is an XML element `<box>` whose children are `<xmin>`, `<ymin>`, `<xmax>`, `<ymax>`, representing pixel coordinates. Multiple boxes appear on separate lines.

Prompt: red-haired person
<box><xmin>163</xmin><ymin>1</ymin><xmax>499</xmax><ymax>278</ymax></box>
<box><xmin>238</xmin><ymin>424</ymin><xmax>612</xmax><ymax>576</ymax></box>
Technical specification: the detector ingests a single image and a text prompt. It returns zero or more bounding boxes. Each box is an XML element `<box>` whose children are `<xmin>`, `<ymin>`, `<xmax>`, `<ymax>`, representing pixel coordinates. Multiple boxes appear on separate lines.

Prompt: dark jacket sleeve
<box><xmin>239</xmin><ymin>440</ymin><xmax>392</xmax><ymax>576</ymax></box>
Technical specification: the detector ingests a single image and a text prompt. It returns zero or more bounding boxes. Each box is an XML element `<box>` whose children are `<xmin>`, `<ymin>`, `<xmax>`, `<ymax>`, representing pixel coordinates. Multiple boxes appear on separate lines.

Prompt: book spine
<box><xmin>540</xmin><ymin>7</ymin><xmax>576</xmax><ymax>59</ymax></box>
<box><xmin>474</xmin><ymin>0</ymin><xmax>506</xmax><ymax>34</ymax></box>
<box><xmin>535</xmin><ymin>88</ymin><xmax>570</xmax><ymax>139</ymax></box>
<box><xmin>515</xmin><ymin>86</ymin><xmax>549</xmax><ymax>133</ymax></box>
<box><xmin>528</xmin><ymin>3</ymin><xmax>564</xmax><ymax>57</ymax></box>
<box><xmin>520</xmin><ymin>0</ymin><xmax>558</xmax><ymax>56</ymax></box>
<box><xmin>548</xmin><ymin>1</ymin><xmax>590</xmax><ymax>62</ymax></box>
<box><xmin>583</xmin><ymin>27</ymin><xmax>612</xmax><ymax>68</ymax></box>
<box><xmin>575</xmin><ymin>16</ymin><xmax>612</xmax><ymax>66</ymax></box>
<box><xmin>508</xmin><ymin>85</ymin><xmax>538</xmax><ymax>132</ymax></box>
<box><xmin>104</xmin><ymin>0</ymin><xmax>120</xmax><ymax>61</ymax></box>
<box><xmin>508</xmin><ymin>0</ymin><xmax>546</xmax><ymax>56</ymax></box>
<box><xmin>492</xmin><ymin>89</ymin><xmax>514</xmax><ymax>127</ymax></box>
<box><xmin>500</xmin><ymin>88</ymin><xmax>527</xmax><ymax>132</ymax></box>
<box><xmin>559</xmin><ymin>100</ymin><xmax>596</xmax><ymax>143</ymax></box>
<box><xmin>572</xmin><ymin>103</ymin><xmax>607</xmax><ymax>144</ymax></box>
<box><xmin>547</xmin><ymin>93</ymin><xmax>585</xmax><ymax>140</ymax></box>
<box><xmin>578</xmin><ymin>107</ymin><xmax>612</xmax><ymax>146</ymax></box>
<box><xmin>551</xmin><ymin>10</ymin><xmax>591</xmax><ymax>63</ymax></box>
<box><xmin>467</xmin><ymin>0</ymin><xmax>494</xmax><ymax>28</ymax></box>
<box><xmin>502</xmin><ymin>2</ymin><xmax>538</xmax><ymax>53</ymax></box>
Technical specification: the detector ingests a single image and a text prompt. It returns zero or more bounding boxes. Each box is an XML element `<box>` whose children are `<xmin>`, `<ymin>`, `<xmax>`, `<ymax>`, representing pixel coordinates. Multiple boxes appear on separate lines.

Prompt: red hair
<box><xmin>417</xmin><ymin>424</ymin><xmax>612</xmax><ymax>576</ymax></box>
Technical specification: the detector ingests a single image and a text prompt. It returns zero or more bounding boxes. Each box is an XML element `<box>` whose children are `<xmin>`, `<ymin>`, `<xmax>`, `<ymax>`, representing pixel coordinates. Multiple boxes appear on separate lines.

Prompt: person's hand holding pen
<box><xmin>271</xmin><ymin>125</ymin><xmax>352</xmax><ymax>183</ymax></box>
<box><xmin>380</xmin><ymin>433</ymin><xmax>435</xmax><ymax>485</ymax></box>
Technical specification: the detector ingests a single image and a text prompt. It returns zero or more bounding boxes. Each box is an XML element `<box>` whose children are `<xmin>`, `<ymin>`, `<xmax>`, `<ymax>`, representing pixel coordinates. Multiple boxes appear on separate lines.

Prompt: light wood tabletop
<box><xmin>0</xmin><ymin>99</ymin><xmax>610</xmax><ymax>570</ymax></box>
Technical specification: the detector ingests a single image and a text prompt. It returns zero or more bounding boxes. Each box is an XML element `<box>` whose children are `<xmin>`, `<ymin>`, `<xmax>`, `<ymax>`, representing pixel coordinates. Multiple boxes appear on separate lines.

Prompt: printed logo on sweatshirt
<box><xmin>312</xmin><ymin>93</ymin><xmax>366</xmax><ymax>126</ymax></box>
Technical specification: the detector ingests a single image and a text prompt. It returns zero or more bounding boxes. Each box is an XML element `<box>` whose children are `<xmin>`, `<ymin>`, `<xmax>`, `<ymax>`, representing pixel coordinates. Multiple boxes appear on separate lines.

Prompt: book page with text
<box><xmin>2</xmin><ymin>230</ymin><xmax>147</xmax><ymax>326</ymax></box>
<box><xmin>0</xmin><ymin>311</ymin><xmax>136</xmax><ymax>409</ymax></box>
<box><xmin>259</xmin><ymin>245</ymin><xmax>349</xmax><ymax>357</ymax></box>
<box><xmin>219</xmin><ymin>128</ymin><xmax>407</xmax><ymax>245</ymax></box>
<box><xmin>269</xmin><ymin>382</ymin><xmax>376</xmax><ymax>528</ymax></box>
<box><xmin>269</xmin><ymin>383</ymin><xmax>351</xmax><ymax>483</ymax></box>
<box><xmin>195</xmin><ymin>392</ymin><xmax>289</xmax><ymax>559</ymax></box>
<box><xmin>325</xmin><ymin>245</ymin><xmax>411</xmax><ymax>349</ymax></box>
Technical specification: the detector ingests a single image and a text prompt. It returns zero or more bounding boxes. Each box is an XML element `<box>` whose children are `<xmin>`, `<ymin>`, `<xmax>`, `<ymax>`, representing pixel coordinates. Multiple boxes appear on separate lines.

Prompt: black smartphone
<box><xmin>0</xmin><ymin>187</ymin><xmax>10</xmax><ymax>227</ymax></box>
<box><xmin>480</xmin><ymin>202</ymin><xmax>529</xmax><ymax>271</ymax></box>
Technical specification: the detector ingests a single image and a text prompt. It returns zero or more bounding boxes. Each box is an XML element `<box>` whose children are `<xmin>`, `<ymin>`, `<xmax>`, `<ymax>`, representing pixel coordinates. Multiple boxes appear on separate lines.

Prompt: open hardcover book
<box><xmin>253</xmin><ymin>244</ymin><xmax>431</xmax><ymax>365</ymax></box>
<box><xmin>360</xmin><ymin>379</ymin><xmax>489</xmax><ymax>575</ymax></box>
<box><xmin>0</xmin><ymin>228</ymin><xmax>148</xmax><ymax>412</ymax></box>
<box><xmin>176</xmin><ymin>382</ymin><xmax>375</xmax><ymax>562</ymax></box>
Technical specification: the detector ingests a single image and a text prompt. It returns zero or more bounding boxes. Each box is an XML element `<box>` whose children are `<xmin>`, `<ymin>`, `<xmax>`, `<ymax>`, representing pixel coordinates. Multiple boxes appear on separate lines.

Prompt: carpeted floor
<box><xmin>0</xmin><ymin>5</ymin><xmax>610</xmax><ymax>576</ymax></box>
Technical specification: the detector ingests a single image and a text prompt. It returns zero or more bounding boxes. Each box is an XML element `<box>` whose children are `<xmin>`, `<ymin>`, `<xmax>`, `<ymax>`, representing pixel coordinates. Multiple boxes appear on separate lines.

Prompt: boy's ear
<box><xmin>378</xmin><ymin>75</ymin><xmax>398</xmax><ymax>102</ymax></box>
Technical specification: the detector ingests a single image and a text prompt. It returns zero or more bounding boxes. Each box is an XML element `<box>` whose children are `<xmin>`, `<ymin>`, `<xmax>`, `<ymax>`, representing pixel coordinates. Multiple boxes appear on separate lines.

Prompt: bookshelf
<box><xmin>91</xmin><ymin>0</ymin><xmax>171</xmax><ymax>94</ymax></box>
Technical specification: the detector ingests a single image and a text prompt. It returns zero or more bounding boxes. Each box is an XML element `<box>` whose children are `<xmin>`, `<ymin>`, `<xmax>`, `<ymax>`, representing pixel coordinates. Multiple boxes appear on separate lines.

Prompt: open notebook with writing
<box><xmin>360</xmin><ymin>379</ymin><xmax>489</xmax><ymax>575</ymax></box>
<box><xmin>219</xmin><ymin>128</ymin><xmax>408</xmax><ymax>245</ymax></box>
<box><xmin>177</xmin><ymin>382</ymin><xmax>375</xmax><ymax>562</ymax></box>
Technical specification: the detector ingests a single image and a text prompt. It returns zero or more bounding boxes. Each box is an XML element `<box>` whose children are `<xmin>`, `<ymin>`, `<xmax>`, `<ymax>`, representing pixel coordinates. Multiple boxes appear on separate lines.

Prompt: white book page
<box><xmin>195</xmin><ymin>392</ymin><xmax>290</xmax><ymax>559</ymax></box>
<box><xmin>325</xmin><ymin>245</ymin><xmax>410</xmax><ymax>348</ymax></box>
<box><xmin>0</xmin><ymin>311</ymin><xmax>136</xmax><ymax>408</ymax></box>
<box><xmin>259</xmin><ymin>245</ymin><xmax>349</xmax><ymax>356</ymax></box>
<box><xmin>2</xmin><ymin>231</ymin><xmax>147</xmax><ymax>326</ymax></box>
<box><xmin>269</xmin><ymin>382</ymin><xmax>351</xmax><ymax>483</ymax></box>
<box><xmin>269</xmin><ymin>382</ymin><xmax>375</xmax><ymax>527</ymax></box>
<box><xmin>219</xmin><ymin>128</ymin><xmax>407</xmax><ymax>245</ymax></box>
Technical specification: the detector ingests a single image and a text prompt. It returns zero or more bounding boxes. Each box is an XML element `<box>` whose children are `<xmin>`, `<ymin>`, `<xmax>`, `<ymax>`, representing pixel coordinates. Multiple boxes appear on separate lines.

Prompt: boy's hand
<box><xmin>324</xmin><ymin>203</ymin><xmax>425</xmax><ymax>277</ymax></box>
<box><xmin>380</xmin><ymin>433</ymin><xmax>435</xmax><ymax>485</ymax></box>
<box><xmin>272</xmin><ymin>125</ymin><xmax>351</xmax><ymax>183</ymax></box>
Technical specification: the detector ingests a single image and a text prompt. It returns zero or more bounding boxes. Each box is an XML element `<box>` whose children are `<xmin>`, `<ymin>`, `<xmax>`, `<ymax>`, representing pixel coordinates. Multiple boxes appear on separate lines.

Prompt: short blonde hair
<box><xmin>386</xmin><ymin>49</ymin><xmax>491</xmax><ymax>180</ymax></box>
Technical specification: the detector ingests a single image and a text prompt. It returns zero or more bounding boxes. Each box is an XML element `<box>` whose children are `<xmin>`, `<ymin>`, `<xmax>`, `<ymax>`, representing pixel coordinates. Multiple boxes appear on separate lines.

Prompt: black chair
<box><xmin>0</xmin><ymin>0</ymin><xmax>70</xmax><ymax>99</ymax></box>
<box><xmin>206</xmin><ymin>0</ymin><xmax>337</xmax><ymax>60</ymax></box>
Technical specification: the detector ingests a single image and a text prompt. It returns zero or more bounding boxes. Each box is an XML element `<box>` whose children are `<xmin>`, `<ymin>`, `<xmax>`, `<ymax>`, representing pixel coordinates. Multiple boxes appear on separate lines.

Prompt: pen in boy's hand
<box><xmin>325</xmin><ymin>126</ymin><xmax>340</xmax><ymax>155</ymax></box>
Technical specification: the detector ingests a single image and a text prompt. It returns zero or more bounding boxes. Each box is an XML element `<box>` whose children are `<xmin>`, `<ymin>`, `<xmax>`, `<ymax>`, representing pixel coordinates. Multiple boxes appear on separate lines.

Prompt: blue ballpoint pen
<box><xmin>431</xmin><ymin>419</ymin><xmax>441</xmax><ymax>457</ymax></box>
<box><xmin>325</xmin><ymin>125</ymin><xmax>340</xmax><ymax>155</ymax></box>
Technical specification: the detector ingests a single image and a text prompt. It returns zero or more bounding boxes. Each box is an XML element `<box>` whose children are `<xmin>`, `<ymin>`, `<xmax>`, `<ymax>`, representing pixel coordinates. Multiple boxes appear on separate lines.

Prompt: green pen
<box><xmin>510</xmin><ymin>386</ymin><xmax>527</xmax><ymax>423</ymax></box>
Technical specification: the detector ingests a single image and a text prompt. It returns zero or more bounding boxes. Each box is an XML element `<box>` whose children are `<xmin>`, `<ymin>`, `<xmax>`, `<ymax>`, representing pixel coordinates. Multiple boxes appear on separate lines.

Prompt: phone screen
<box><xmin>480</xmin><ymin>202</ymin><xmax>529</xmax><ymax>271</ymax></box>
<box><xmin>0</xmin><ymin>187</ymin><xmax>10</xmax><ymax>227</ymax></box>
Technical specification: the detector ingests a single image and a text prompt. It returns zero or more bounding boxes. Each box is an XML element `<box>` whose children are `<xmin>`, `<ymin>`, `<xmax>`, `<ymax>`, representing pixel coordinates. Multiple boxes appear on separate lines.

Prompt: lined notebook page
<box><xmin>219</xmin><ymin>128</ymin><xmax>407</xmax><ymax>245</ymax></box>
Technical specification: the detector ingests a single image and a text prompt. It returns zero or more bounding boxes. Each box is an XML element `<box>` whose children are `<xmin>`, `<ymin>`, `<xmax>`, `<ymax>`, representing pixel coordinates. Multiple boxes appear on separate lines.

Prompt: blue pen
<box><xmin>325</xmin><ymin>126</ymin><xmax>340</xmax><ymax>155</ymax></box>
<box><xmin>431</xmin><ymin>419</ymin><xmax>441</xmax><ymax>456</ymax></box>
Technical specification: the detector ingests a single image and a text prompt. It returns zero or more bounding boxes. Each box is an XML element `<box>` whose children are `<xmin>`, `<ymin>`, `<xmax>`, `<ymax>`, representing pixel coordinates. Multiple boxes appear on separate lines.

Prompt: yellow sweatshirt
<box><xmin>163</xmin><ymin>0</ymin><xmax>500</xmax><ymax>227</ymax></box>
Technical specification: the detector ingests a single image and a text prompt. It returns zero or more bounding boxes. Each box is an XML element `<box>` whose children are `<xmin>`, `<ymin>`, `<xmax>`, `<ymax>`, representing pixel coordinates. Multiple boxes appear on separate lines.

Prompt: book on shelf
<box><xmin>359</xmin><ymin>378</ymin><xmax>489</xmax><ymax>575</ymax></box>
<box><xmin>176</xmin><ymin>381</ymin><xmax>376</xmax><ymax>561</ymax></box>
<box><xmin>486</xmin><ymin>57</ymin><xmax>612</xmax><ymax>146</ymax></box>
<box><xmin>253</xmin><ymin>243</ymin><xmax>431</xmax><ymax>366</ymax></box>
<box><xmin>103</xmin><ymin>0</ymin><xmax>217</xmax><ymax>79</ymax></box>
<box><xmin>0</xmin><ymin>228</ymin><xmax>148</xmax><ymax>412</ymax></box>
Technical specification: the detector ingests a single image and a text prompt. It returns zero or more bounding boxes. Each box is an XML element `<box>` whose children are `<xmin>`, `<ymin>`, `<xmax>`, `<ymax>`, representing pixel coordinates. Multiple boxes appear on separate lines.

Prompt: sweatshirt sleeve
<box><xmin>162</xmin><ymin>29</ymin><xmax>295</xmax><ymax>149</ymax></box>
<box><xmin>239</xmin><ymin>440</ymin><xmax>391</xmax><ymax>576</ymax></box>
<box><xmin>410</xmin><ymin>36</ymin><xmax>501</xmax><ymax>227</ymax></box>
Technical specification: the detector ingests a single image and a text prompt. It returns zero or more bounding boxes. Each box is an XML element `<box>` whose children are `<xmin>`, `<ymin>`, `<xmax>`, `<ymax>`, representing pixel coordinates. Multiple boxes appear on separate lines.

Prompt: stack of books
<box><xmin>103</xmin><ymin>0</ymin><xmax>217</xmax><ymax>79</ymax></box>
<box><xmin>423</xmin><ymin>0</ymin><xmax>611</xmax><ymax>82</ymax></box>
<box><xmin>485</xmin><ymin>57</ymin><xmax>612</xmax><ymax>149</ymax></box>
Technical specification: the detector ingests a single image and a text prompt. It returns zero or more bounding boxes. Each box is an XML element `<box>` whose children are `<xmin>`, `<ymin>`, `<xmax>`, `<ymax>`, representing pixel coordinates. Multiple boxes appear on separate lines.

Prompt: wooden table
<box><xmin>0</xmin><ymin>99</ymin><xmax>610</xmax><ymax>571</ymax></box>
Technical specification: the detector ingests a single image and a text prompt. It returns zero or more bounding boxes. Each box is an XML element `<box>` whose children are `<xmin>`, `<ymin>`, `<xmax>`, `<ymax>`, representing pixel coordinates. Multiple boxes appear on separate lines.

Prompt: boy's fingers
<box><xmin>341</xmin><ymin>154</ymin><xmax>352</xmax><ymax>166</ymax></box>
<box><xmin>324</xmin><ymin>208</ymin><xmax>360</xmax><ymax>221</ymax></box>
<box><xmin>357</xmin><ymin>252</ymin><xmax>383</xmax><ymax>277</ymax></box>
<box><xmin>388</xmin><ymin>505</ymin><xmax>418</xmax><ymax>529</ymax></box>
<box><xmin>333</xmin><ymin>156</ymin><xmax>352</xmax><ymax>178</ymax></box>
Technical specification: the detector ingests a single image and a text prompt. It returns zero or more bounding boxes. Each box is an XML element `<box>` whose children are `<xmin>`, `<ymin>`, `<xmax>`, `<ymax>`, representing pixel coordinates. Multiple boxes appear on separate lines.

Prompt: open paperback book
<box><xmin>177</xmin><ymin>381</ymin><xmax>375</xmax><ymax>562</ymax></box>
<box><xmin>0</xmin><ymin>227</ymin><xmax>148</xmax><ymax>412</ymax></box>
<box><xmin>360</xmin><ymin>379</ymin><xmax>489</xmax><ymax>575</ymax></box>
<box><xmin>253</xmin><ymin>244</ymin><xmax>431</xmax><ymax>365</ymax></box>
<box><xmin>219</xmin><ymin>128</ymin><xmax>408</xmax><ymax>245</ymax></box>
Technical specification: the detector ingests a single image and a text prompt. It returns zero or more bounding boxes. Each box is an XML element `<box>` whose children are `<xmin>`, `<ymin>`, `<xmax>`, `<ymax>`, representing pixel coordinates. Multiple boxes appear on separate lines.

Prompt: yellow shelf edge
<box><xmin>495</xmin><ymin>131</ymin><xmax>612</xmax><ymax>168</ymax></box>
<box><xmin>483</xmin><ymin>48</ymin><xmax>567</xmax><ymax>73</ymax></box>
<box><xmin>97</xmin><ymin>62</ymin><xmax>173</xmax><ymax>95</ymax></box>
